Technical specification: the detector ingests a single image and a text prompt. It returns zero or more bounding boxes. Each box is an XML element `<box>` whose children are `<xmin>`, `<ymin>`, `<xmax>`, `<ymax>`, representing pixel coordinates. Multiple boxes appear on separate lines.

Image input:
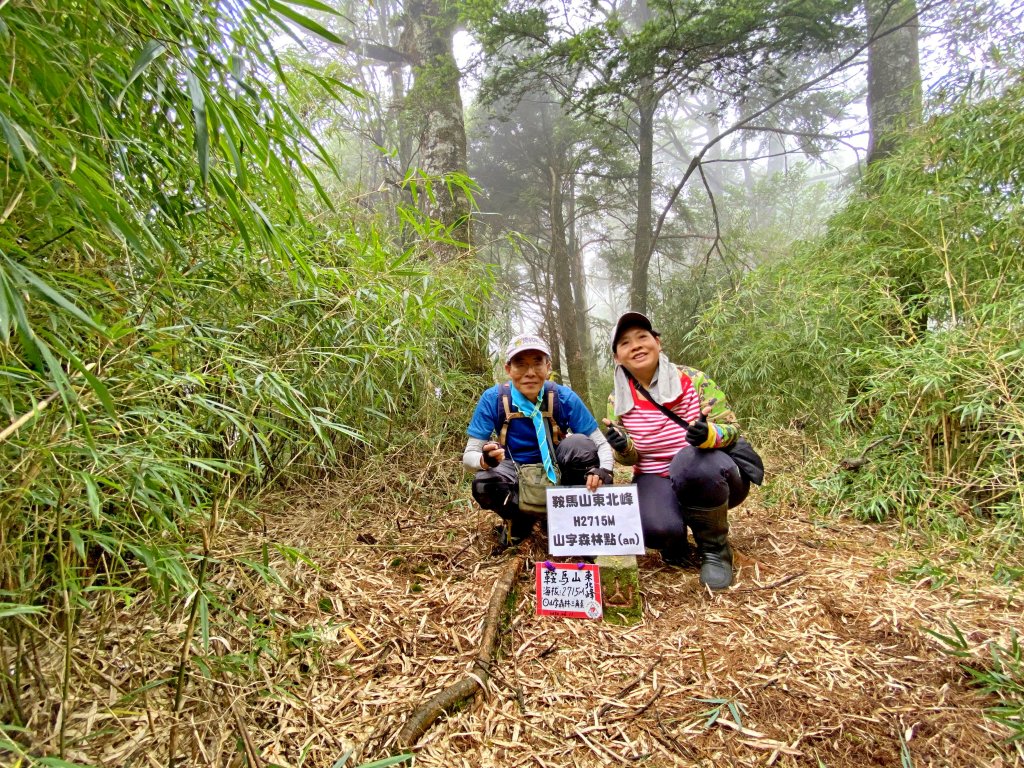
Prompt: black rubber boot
<box><xmin>686</xmin><ymin>503</ymin><xmax>733</xmax><ymax>590</ymax></box>
<box><xmin>660</xmin><ymin>536</ymin><xmax>694</xmax><ymax>567</ymax></box>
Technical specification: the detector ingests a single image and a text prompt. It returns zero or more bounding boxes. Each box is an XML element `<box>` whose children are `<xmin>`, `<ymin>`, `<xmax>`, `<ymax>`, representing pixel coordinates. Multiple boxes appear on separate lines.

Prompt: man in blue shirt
<box><xmin>463</xmin><ymin>334</ymin><xmax>614</xmax><ymax>544</ymax></box>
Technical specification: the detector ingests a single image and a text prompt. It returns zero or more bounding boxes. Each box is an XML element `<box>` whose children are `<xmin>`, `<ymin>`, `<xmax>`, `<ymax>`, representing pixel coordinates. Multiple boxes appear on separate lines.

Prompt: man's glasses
<box><xmin>509</xmin><ymin>360</ymin><xmax>549</xmax><ymax>373</ymax></box>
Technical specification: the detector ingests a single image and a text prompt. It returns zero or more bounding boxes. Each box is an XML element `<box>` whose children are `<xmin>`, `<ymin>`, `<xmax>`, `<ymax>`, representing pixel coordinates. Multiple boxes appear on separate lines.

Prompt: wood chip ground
<box><xmin>9</xmin><ymin>436</ymin><xmax>1023</xmax><ymax>767</ymax></box>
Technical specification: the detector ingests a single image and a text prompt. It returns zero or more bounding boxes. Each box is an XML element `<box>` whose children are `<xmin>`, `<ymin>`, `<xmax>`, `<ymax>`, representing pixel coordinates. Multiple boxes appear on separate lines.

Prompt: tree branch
<box><xmin>648</xmin><ymin>0</ymin><xmax>945</xmax><ymax>258</ymax></box>
<box><xmin>395</xmin><ymin>542</ymin><xmax>528</xmax><ymax>748</ymax></box>
<box><xmin>697</xmin><ymin>164</ymin><xmax>722</xmax><ymax>266</ymax></box>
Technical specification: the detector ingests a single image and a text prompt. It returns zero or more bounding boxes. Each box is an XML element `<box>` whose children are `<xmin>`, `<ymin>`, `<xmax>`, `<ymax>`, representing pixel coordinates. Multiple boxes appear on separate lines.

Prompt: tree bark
<box><xmin>865</xmin><ymin>0</ymin><xmax>922</xmax><ymax>164</ymax></box>
<box><xmin>549</xmin><ymin>165</ymin><xmax>591</xmax><ymax>403</ymax></box>
<box><xmin>400</xmin><ymin>0</ymin><xmax>488</xmax><ymax>375</ymax></box>
<box><xmin>403</xmin><ymin>0</ymin><xmax>471</xmax><ymax>257</ymax></box>
<box><xmin>566</xmin><ymin>175</ymin><xmax>593</xmax><ymax>370</ymax></box>
<box><xmin>628</xmin><ymin>86</ymin><xmax>657</xmax><ymax>314</ymax></box>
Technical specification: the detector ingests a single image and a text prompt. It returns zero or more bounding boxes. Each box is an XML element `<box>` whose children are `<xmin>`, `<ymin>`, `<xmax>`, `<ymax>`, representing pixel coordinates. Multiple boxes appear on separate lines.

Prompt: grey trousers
<box><xmin>636</xmin><ymin>447</ymin><xmax>749</xmax><ymax>550</ymax></box>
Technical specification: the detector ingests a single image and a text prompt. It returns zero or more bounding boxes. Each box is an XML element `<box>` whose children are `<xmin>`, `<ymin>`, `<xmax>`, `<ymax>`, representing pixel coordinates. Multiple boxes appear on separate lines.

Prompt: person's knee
<box><xmin>472</xmin><ymin>470</ymin><xmax>515</xmax><ymax>511</ymax></box>
<box><xmin>728</xmin><ymin>475</ymin><xmax>750</xmax><ymax>509</ymax></box>
<box><xmin>669</xmin><ymin>449</ymin><xmax>733</xmax><ymax>508</ymax></box>
<box><xmin>643</xmin><ymin>517</ymin><xmax>685</xmax><ymax>543</ymax></box>
<box><xmin>635</xmin><ymin>474</ymin><xmax>686</xmax><ymax>547</ymax></box>
<box><xmin>555</xmin><ymin>433</ymin><xmax>598</xmax><ymax>471</ymax></box>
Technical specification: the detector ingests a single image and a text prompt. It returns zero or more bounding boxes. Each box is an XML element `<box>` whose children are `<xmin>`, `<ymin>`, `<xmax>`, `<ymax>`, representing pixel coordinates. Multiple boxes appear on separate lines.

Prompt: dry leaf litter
<box><xmin>5</xmin><ymin>433</ymin><xmax>1022</xmax><ymax>768</ymax></box>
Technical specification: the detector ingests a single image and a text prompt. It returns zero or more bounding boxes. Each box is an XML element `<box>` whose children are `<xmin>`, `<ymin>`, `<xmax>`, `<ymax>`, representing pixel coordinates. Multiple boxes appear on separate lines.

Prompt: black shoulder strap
<box><xmin>623</xmin><ymin>368</ymin><xmax>691</xmax><ymax>430</ymax></box>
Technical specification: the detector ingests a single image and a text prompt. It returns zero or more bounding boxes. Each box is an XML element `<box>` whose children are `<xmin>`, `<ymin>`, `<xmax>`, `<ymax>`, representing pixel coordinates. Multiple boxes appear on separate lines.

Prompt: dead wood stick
<box><xmin>597</xmin><ymin>655</ymin><xmax>662</xmax><ymax>719</ymax></box>
<box><xmin>838</xmin><ymin>437</ymin><xmax>887</xmax><ymax>471</ymax></box>
<box><xmin>396</xmin><ymin>544</ymin><xmax>526</xmax><ymax>747</ymax></box>
<box><xmin>231</xmin><ymin>700</ymin><xmax>263</xmax><ymax>768</ymax></box>
<box><xmin>606</xmin><ymin>686</ymin><xmax>663</xmax><ymax>723</ymax></box>
<box><xmin>734</xmin><ymin>571</ymin><xmax>805</xmax><ymax>593</ymax></box>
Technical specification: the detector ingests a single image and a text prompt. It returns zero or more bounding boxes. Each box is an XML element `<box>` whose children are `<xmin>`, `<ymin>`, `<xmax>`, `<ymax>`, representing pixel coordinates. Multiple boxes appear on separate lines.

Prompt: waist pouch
<box><xmin>518</xmin><ymin>462</ymin><xmax>559</xmax><ymax>514</ymax></box>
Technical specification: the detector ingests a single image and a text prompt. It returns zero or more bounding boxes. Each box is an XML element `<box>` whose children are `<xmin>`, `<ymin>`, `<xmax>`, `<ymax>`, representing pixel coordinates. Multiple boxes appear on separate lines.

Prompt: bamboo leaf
<box><xmin>0</xmin><ymin>603</ymin><xmax>45</xmax><ymax>619</ymax></box>
<box><xmin>268</xmin><ymin>0</ymin><xmax>346</xmax><ymax>45</ymax></box>
<box><xmin>278</xmin><ymin>0</ymin><xmax>341</xmax><ymax>14</ymax></box>
<box><xmin>69</xmin><ymin>353</ymin><xmax>115</xmax><ymax>416</ymax></box>
<box><xmin>117</xmin><ymin>39</ymin><xmax>167</xmax><ymax>107</ymax></box>
<box><xmin>186</xmin><ymin>72</ymin><xmax>209</xmax><ymax>184</ymax></box>
<box><xmin>354</xmin><ymin>755</ymin><xmax>414</xmax><ymax>768</ymax></box>
<box><xmin>8</xmin><ymin>258</ymin><xmax>105</xmax><ymax>334</ymax></box>
<box><xmin>0</xmin><ymin>111</ymin><xmax>27</xmax><ymax>169</ymax></box>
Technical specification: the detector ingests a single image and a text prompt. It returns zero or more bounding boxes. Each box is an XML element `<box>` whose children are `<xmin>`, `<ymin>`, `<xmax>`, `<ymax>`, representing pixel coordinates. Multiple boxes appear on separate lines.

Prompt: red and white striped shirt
<box><xmin>620</xmin><ymin>372</ymin><xmax>701</xmax><ymax>476</ymax></box>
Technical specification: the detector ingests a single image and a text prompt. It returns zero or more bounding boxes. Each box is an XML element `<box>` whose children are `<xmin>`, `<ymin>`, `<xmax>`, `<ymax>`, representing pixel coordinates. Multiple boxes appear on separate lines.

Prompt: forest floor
<box><xmin>37</xmin><ymin>433</ymin><xmax>1023</xmax><ymax>768</ymax></box>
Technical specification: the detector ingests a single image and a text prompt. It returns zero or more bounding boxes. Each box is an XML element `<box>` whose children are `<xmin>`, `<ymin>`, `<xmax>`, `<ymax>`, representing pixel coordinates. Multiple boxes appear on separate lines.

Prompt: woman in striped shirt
<box><xmin>603</xmin><ymin>311</ymin><xmax>750</xmax><ymax>590</ymax></box>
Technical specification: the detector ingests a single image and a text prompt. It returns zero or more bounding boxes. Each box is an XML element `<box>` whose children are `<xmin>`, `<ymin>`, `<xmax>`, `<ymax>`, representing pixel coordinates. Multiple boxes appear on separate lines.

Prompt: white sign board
<box><xmin>546</xmin><ymin>485</ymin><xmax>645</xmax><ymax>556</ymax></box>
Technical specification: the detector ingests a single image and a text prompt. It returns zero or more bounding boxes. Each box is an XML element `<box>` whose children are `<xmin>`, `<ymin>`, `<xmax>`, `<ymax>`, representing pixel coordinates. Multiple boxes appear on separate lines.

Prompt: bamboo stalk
<box><xmin>168</xmin><ymin>486</ymin><xmax>229</xmax><ymax>768</ymax></box>
<box><xmin>0</xmin><ymin>390</ymin><xmax>61</xmax><ymax>445</ymax></box>
<box><xmin>0</xmin><ymin>362</ymin><xmax>97</xmax><ymax>445</ymax></box>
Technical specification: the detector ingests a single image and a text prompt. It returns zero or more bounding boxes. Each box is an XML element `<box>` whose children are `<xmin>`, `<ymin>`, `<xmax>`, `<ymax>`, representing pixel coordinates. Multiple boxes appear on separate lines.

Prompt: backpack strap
<box><xmin>543</xmin><ymin>382</ymin><xmax>563</xmax><ymax>445</ymax></box>
<box><xmin>496</xmin><ymin>381</ymin><xmax>563</xmax><ymax>446</ymax></box>
<box><xmin>497</xmin><ymin>383</ymin><xmax>518</xmax><ymax>446</ymax></box>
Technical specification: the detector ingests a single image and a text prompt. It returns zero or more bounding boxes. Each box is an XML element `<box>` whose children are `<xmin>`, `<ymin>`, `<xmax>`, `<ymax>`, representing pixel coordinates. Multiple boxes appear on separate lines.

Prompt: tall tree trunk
<box><xmin>402</xmin><ymin>0</ymin><xmax>486</xmax><ymax>374</ymax></box>
<box><xmin>629</xmin><ymin>87</ymin><xmax>657</xmax><ymax>314</ymax></box>
<box><xmin>626</xmin><ymin>0</ymin><xmax>656</xmax><ymax>314</ymax></box>
<box><xmin>374</xmin><ymin>1</ymin><xmax>413</xmax><ymax>175</ymax></box>
<box><xmin>403</xmin><ymin>0</ymin><xmax>471</xmax><ymax>257</ymax></box>
<box><xmin>566</xmin><ymin>175</ymin><xmax>593</xmax><ymax>367</ymax></box>
<box><xmin>865</xmin><ymin>0</ymin><xmax>922</xmax><ymax>164</ymax></box>
<box><xmin>549</xmin><ymin>166</ymin><xmax>590</xmax><ymax>405</ymax></box>
<box><xmin>543</xmin><ymin>303</ymin><xmax>563</xmax><ymax>375</ymax></box>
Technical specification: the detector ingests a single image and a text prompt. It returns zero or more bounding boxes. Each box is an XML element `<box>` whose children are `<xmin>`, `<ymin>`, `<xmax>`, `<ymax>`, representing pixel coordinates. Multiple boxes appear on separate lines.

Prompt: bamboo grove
<box><xmin>0</xmin><ymin>2</ymin><xmax>488</xmax><ymax>757</ymax></box>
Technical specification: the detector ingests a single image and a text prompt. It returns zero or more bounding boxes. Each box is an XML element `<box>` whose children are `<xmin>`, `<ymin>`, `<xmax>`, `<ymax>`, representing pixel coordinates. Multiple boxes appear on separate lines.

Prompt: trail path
<box><xmin>237</xmin><ymin>458</ymin><xmax>1020</xmax><ymax>768</ymax></box>
<box><xmin>55</xmin><ymin>443</ymin><xmax>1021</xmax><ymax>767</ymax></box>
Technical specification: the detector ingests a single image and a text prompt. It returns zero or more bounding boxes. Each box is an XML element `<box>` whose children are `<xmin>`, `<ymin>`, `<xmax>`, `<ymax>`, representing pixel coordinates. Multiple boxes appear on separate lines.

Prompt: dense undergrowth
<box><xmin>687</xmin><ymin>74</ymin><xmax>1024</xmax><ymax>750</ymax></box>
<box><xmin>695</xmin><ymin>76</ymin><xmax>1024</xmax><ymax>563</ymax></box>
<box><xmin>1</xmin><ymin>2</ymin><xmax>487</xmax><ymax>761</ymax></box>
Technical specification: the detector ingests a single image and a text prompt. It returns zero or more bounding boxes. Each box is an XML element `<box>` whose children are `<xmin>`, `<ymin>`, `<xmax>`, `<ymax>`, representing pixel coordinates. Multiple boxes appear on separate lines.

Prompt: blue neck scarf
<box><xmin>509</xmin><ymin>384</ymin><xmax>558</xmax><ymax>483</ymax></box>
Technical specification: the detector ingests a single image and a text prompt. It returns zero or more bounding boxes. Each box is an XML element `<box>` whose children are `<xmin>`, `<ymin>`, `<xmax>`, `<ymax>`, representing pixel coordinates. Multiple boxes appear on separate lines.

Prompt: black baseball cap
<box><xmin>610</xmin><ymin>311</ymin><xmax>660</xmax><ymax>352</ymax></box>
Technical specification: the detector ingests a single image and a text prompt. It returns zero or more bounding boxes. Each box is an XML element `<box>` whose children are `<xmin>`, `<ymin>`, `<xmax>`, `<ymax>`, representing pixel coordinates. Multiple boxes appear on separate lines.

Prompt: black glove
<box><xmin>482</xmin><ymin>444</ymin><xmax>500</xmax><ymax>467</ymax></box>
<box><xmin>685</xmin><ymin>413</ymin><xmax>710</xmax><ymax>448</ymax></box>
<box><xmin>603</xmin><ymin>423</ymin><xmax>630</xmax><ymax>453</ymax></box>
<box><xmin>587</xmin><ymin>467</ymin><xmax>614</xmax><ymax>485</ymax></box>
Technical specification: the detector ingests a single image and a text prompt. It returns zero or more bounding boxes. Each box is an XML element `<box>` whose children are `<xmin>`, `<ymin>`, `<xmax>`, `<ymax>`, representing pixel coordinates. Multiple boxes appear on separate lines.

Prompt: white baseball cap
<box><xmin>505</xmin><ymin>333</ymin><xmax>552</xmax><ymax>363</ymax></box>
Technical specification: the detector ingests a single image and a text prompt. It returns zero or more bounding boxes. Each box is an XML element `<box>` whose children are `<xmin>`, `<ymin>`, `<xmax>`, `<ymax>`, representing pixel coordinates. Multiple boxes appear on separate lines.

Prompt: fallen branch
<box><xmin>838</xmin><ymin>437</ymin><xmax>887</xmax><ymax>471</ymax></box>
<box><xmin>734</xmin><ymin>571</ymin><xmax>806</xmax><ymax>593</ymax></box>
<box><xmin>396</xmin><ymin>540</ymin><xmax>528</xmax><ymax>748</ymax></box>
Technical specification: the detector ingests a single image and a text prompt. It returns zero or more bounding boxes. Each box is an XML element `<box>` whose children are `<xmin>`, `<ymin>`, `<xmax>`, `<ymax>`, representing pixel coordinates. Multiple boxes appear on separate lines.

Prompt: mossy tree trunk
<box><xmin>866</xmin><ymin>0</ymin><xmax>922</xmax><ymax>165</ymax></box>
<box><xmin>401</xmin><ymin>0</ymin><xmax>487</xmax><ymax>374</ymax></box>
<box><xmin>402</xmin><ymin>0</ymin><xmax>471</xmax><ymax>258</ymax></box>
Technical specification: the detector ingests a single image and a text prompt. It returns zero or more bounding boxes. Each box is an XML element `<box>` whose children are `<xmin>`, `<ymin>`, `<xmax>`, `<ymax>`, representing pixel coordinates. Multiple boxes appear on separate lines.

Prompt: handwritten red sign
<box><xmin>535</xmin><ymin>562</ymin><xmax>603</xmax><ymax>619</ymax></box>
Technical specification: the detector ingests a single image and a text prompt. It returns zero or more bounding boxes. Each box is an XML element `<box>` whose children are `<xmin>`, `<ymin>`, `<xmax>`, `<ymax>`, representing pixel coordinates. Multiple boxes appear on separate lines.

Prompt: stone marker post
<box><xmin>596</xmin><ymin>554</ymin><xmax>642</xmax><ymax>625</ymax></box>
